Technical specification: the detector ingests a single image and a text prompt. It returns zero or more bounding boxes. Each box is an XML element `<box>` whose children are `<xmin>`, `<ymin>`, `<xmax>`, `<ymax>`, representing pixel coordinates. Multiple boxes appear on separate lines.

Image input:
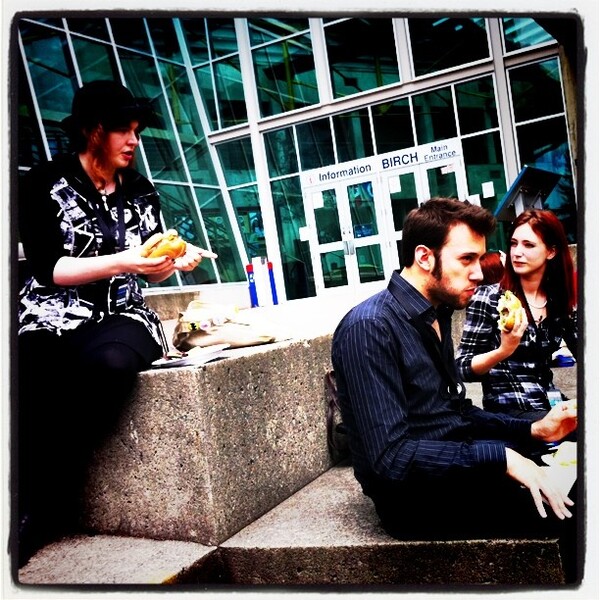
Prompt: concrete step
<box><xmin>16</xmin><ymin>465</ymin><xmax>566</xmax><ymax>586</ymax></box>
<box><xmin>16</xmin><ymin>535</ymin><xmax>217</xmax><ymax>585</ymax></box>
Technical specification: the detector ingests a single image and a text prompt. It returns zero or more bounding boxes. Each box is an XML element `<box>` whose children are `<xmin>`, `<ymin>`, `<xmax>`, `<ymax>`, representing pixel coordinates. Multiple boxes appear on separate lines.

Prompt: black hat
<box><xmin>61</xmin><ymin>80</ymin><xmax>153</xmax><ymax>135</ymax></box>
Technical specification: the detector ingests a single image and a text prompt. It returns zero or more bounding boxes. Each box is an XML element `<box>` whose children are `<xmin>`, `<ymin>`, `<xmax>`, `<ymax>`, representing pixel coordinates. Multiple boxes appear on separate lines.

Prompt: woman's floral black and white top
<box><xmin>18</xmin><ymin>153</ymin><xmax>166</xmax><ymax>349</ymax></box>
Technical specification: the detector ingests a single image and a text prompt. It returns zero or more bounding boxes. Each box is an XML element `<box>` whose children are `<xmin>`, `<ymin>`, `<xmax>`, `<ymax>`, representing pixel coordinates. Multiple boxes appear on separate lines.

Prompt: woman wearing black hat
<box><xmin>15</xmin><ymin>80</ymin><xmax>216</xmax><ymax>567</ymax></box>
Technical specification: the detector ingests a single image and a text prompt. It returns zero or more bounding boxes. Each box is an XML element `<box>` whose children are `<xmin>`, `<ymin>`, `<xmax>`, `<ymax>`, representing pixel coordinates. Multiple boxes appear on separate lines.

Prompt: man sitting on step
<box><xmin>331</xmin><ymin>198</ymin><xmax>579</xmax><ymax>584</ymax></box>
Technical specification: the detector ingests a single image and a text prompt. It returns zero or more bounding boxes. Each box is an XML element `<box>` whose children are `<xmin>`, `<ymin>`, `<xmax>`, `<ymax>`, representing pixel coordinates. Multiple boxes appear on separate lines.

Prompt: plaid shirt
<box><xmin>456</xmin><ymin>283</ymin><xmax>577</xmax><ymax>412</ymax></box>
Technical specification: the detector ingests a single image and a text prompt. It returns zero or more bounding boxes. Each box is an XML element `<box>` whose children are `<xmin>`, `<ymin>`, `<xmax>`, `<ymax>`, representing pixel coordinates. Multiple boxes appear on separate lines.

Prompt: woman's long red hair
<box><xmin>500</xmin><ymin>209</ymin><xmax>577</xmax><ymax>318</ymax></box>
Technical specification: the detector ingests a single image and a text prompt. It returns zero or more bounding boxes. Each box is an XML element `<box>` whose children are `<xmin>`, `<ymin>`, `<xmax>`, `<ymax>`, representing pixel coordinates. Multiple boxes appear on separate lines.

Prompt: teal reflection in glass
<box><xmin>348</xmin><ymin>182</ymin><xmax>377</xmax><ymax>238</ymax></box>
<box><xmin>253</xmin><ymin>34</ymin><xmax>318</xmax><ymax>117</ymax></box>
<box><xmin>207</xmin><ymin>19</ymin><xmax>239</xmax><ymax>58</ymax></box>
<box><xmin>413</xmin><ymin>87</ymin><xmax>457</xmax><ymax>145</ymax></box>
<box><xmin>427</xmin><ymin>165</ymin><xmax>458</xmax><ymax>199</ymax></box>
<box><xmin>408</xmin><ymin>18</ymin><xmax>489</xmax><ymax>77</ymax></box>
<box><xmin>515</xmin><ymin>117</ymin><xmax>576</xmax><ymax>242</ymax></box>
<box><xmin>296</xmin><ymin>118</ymin><xmax>334</xmax><ymax>171</ymax></box>
<box><xmin>72</xmin><ymin>38</ymin><xmax>119</xmax><ymax>84</ymax></box>
<box><xmin>217</xmin><ymin>137</ymin><xmax>256</xmax><ymax>186</ymax></box>
<box><xmin>462</xmin><ymin>131</ymin><xmax>507</xmax><ymax>252</ymax></box>
<box><xmin>314</xmin><ymin>189</ymin><xmax>342</xmax><ymax>244</ymax></box>
<box><xmin>157</xmin><ymin>61</ymin><xmax>217</xmax><ymax>185</ymax></box>
<box><xmin>67</xmin><ymin>17</ymin><xmax>111</xmax><ymax>41</ymax></box>
<box><xmin>109</xmin><ymin>18</ymin><xmax>152</xmax><ymax>54</ymax></box>
<box><xmin>19</xmin><ymin>22</ymin><xmax>77</xmax><ymax>124</ymax></box>
<box><xmin>456</xmin><ymin>76</ymin><xmax>498</xmax><ymax>135</ymax></box>
<box><xmin>180</xmin><ymin>18</ymin><xmax>210</xmax><ymax>65</ymax></box>
<box><xmin>389</xmin><ymin>173</ymin><xmax>418</xmax><ymax>231</ymax></box>
<box><xmin>325</xmin><ymin>19</ymin><xmax>399</xmax><ymax>98</ymax></box>
<box><xmin>194</xmin><ymin>65</ymin><xmax>218</xmax><ymax>130</ymax></box>
<box><xmin>214</xmin><ymin>57</ymin><xmax>247</xmax><ymax>127</ymax></box>
<box><xmin>372</xmin><ymin>98</ymin><xmax>414</xmax><ymax>154</ymax></box>
<box><xmin>229</xmin><ymin>186</ymin><xmax>267</xmax><ymax>259</ymax></box>
<box><xmin>149</xmin><ymin>183</ymin><xmax>217</xmax><ymax>286</ymax></box>
<box><xmin>509</xmin><ymin>58</ymin><xmax>564</xmax><ymax>123</ymax></box>
<box><xmin>248</xmin><ymin>18</ymin><xmax>310</xmax><ymax>46</ymax></box>
<box><xmin>265</xmin><ymin>127</ymin><xmax>298</xmax><ymax>177</ymax></box>
<box><xmin>194</xmin><ymin>187</ymin><xmax>246</xmax><ymax>283</ymax></box>
<box><xmin>271</xmin><ymin>176</ymin><xmax>315</xmax><ymax>300</ymax></box>
<box><xmin>322</xmin><ymin>251</ymin><xmax>347</xmax><ymax>288</ymax></box>
<box><xmin>17</xmin><ymin>60</ymin><xmax>47</xmax><ymax>167</ymax></box>
<box><xmin>356</xmin><ymin>245</ymin><xmax>384</xmax><ymax>283</ymax></box>
<box><xmin>120</xmin><ymin>50</ymin><xmax>185</xmax><ymax>181</ymax></box>
<box><xmin>502</xmin><ymin>18</ymin><xmax>554</xmax><ymax>52</ymax></box>
<box><xmin>333</xmin><ymin>109</ymin><xmax>374</xmax><ymax>162</ymax></box>
<box><xmin>147</xmin><ymin>18</ymin><xmax>184</xmax><ymax>63</ymax></box>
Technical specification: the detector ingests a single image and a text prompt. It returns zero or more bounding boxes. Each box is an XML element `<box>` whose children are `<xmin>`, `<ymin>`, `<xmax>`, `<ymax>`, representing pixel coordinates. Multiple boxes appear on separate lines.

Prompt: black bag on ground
<box><xmin>325</xmin><ymin>370</ymin><xmax>350</xmax><ymax>463</ymax></box>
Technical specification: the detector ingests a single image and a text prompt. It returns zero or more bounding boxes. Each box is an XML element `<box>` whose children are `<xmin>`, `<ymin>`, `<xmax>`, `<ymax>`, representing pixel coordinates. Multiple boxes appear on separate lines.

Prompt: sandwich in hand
<box><xmin>140</xmin><ymin>229</ymin><xmax>187</xmax><ymax>259</ymax></box>
<box><xmin>497</xmin><ymin>290</ymin><xmax>522</xmax><ymax>332</ymax></box>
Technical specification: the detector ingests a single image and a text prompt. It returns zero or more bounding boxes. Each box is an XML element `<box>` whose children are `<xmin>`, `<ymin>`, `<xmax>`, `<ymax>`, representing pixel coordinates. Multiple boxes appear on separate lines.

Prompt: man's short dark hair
<box><xmin>401</xmin><ymin>197</ymin><xmax>496</xmax><ymax>267</ymax></box>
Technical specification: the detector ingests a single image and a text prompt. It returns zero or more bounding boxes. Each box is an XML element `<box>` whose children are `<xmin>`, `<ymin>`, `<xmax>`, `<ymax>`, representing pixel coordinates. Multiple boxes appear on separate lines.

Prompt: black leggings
<box><xmin>15</xmin><ymin>316</ymin><xmax>162</xmax><ymax>528</ymax></box>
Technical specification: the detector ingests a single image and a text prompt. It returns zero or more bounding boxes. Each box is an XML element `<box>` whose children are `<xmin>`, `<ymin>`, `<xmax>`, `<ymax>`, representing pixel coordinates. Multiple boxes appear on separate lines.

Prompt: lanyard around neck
<box><xmin>91</xmin><ymin>176</ymin><xmax>125</xmax><ymax>253</ymax></box>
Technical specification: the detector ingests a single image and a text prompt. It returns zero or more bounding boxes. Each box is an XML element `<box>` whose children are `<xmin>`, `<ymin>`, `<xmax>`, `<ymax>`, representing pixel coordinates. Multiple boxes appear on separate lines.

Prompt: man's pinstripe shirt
<box><xmin>331</xmin><ymin>271</ymin><xmax>533</xmax><ymax>496</ymax></box>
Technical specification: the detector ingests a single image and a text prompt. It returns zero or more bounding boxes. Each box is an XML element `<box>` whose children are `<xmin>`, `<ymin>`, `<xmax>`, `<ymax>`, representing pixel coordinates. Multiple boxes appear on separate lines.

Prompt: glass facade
<box><xmin>14</xmin><ymin>15</ymin><xmax>577</xmax><ymax>303</ymax></box>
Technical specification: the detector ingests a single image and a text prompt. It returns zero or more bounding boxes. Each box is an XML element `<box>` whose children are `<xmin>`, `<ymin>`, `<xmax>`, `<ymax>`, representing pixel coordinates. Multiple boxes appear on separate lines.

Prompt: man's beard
<box><xmin>429</xmin><ymin>254</ymin><xmax>468</xmax><ymax>310</ymax></box>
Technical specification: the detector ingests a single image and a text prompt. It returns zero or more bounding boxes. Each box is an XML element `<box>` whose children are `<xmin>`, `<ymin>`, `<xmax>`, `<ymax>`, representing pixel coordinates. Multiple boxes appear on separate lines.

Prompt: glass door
<box><xmin>304</xmin><ymin>177</ymin><xmax>387</xmax><ymax>296</ymax></box>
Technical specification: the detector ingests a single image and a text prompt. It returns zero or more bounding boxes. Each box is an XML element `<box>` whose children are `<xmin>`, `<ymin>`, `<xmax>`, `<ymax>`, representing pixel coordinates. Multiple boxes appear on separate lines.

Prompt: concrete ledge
<box><xmin>217</xmin><ymin>465</ymin><xmax>566</xmax><ymax>586</ymax></box>
<box><xmin>83</xmin><ymin>336</ymin><xmax>335</xmax><ymax>546</ymax></box>
<box><xmin>17</xmin><ymin>535</ymin><xmax>215</xmax><ymax>585</ymax></box>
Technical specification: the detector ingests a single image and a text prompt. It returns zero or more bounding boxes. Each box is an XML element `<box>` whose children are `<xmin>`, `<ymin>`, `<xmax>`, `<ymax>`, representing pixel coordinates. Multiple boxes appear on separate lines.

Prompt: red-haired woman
<box><xmin>456</xmin><ymin>209</ymin><xmax>577</xmax><ymax>423</ymax></box>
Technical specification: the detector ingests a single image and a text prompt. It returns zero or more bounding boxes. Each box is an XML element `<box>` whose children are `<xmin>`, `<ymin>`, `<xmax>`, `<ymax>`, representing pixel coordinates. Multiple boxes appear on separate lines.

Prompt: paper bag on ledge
<box><xmin>172</xmin><ymin>299</ymin><xmax>276</xmax><ymax>351</ymax></box>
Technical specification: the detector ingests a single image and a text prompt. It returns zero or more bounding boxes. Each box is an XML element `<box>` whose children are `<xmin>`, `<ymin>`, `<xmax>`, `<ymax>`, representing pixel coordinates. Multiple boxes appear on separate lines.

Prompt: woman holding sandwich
<box><xmin>16</xmin><ymin>80</ymin><xmax>216</xmax><ymax>566</ymax></box>
<box><xmin>456</xmin><ymin>209</ymin><xmax>577</xmax><ymax>422</ymax></box>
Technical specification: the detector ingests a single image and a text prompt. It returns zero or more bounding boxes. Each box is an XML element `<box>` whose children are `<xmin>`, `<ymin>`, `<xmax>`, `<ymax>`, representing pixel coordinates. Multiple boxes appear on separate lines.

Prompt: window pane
<box><xmin>17</xmin><ymin>60</ymin><xmax>47</xmax><ymax>167</ymax></box>
<box><xmin>322</xmin><ymin>250</ymin><xmax>347</xmax><ymax>288</ymax></box>
<box><xmin>67</xmin><ymin>17</ymin><xmax>111</xmax><ymax>41</ymax></box>
<box><xmin>19</xmin><ymin>22</ymin><xmax>77</xmax><ymax>124</ymax></box>
<box><xmin>325</xmin><ymin>19</ymin><xmax>399</xmax><ymax>98</ymax></box>
<box><xmin>462</xmin><ymin>132</ymin><xmax>507</xmax><ymax>252</ymax></box>
<box><xmin>147</xmin><ymin>18</ymin><xmax>184</xmax><ymax>63</ymax></box>
<box><xmin>315</xmin><ymin>189</ymin><xmax>342</xmax><ymax>244</ymax></box>
<box><xmin>413</xmin><ymin>87</ymin><xmax>456</xmax><ymax>144</ymax></box>
<box><xmin>253</xmin><ymin>34</ymin><xmax>319</xmax><ymax>117</ymax></box>
<box><xmin>230</xmin><ymin>186</ymin><xmax>267</xmax><ymax>259</ymax></box>
<box><xmin>389</xmin><ymin>172</ymin><xmax>419</xmax><ymax>231</ymax></box>
<box><xmin>265</xmin><ymin>127</ymin><xmax>298</xmax><ymax>177</ymax></box>
<box><xmin>72</xmin><ymin>37</ymin><xmax>119</xmax><ymax>84</ymax></box>
<box><xmin>516</xmin><ymin>118</ymin><xmax>577</xmax><ymax>241</ymax></box>
<box><xmin>271</xmin><ymin>177</ymin><xmax>315</xmax><ymax>299</ymax></box>
<box><xmin>214</xmin><ymin>57</ymin><xmax>247</xmax><ymax>127</ymax></box>
<box><xmin>372</xmin><ymin>98</ymin><xmax>414</xmax><ymax>154</ymax></box>
<box><xmin>409</xmin><ymin>18</ymin><xmax>489</xmax><ymax>77</ymax></box>
<box><xmin>456</xmin><ymin>76</ymin><xmax>498</xmax><ymax>135</ymax></box>
<box><xmin>427</xmin><ymin>165</ymin><xmax>458</xmax><ymax>198</ymax></box>
<box><xmin>216</xmin><ymin>138</ymin><xmax>256</xmax><ymax>186</ymax></box>
<box><xmin>248</xmin><ymin>18</ymin><xmax>310</xmax><ymax>46</ymax></box>
<box><xmin>157</xmin><ymin>61</ymin><xmax>218</xmax><ymax>185</ymax></box>
<box><xmin>333</xmin><ymin>109</ymin><xmax>373</xmax><ymax>162</ymax></box>
<box><xmin>194</xmin><ymin>65</ymin><xmax>218</xmax><ymax>130</ymax></box>
<box><xmin>296</xmin><ymin>118</ymin><xmax>335</xmax><ymax>170</ymax></box>
<box><xmin>502</xmin><ymin>18</ymin><xmax>554</xmax><ymax>52</ymax></box>
<box><xmin>195</xmin><ymin>188</ymin><xmax>246</xmax><ymax>282</ymax></box>
<box><xmin>207</xmin><ymin>19</ymin><xmax>239</xmax><ymax>58</ymax></box>
<box><xmin>109</xmin><ymin>18</ymin><xmax>151</xmax><ymax>53</ymax></box>
<box><xmin>509</xmin><ymin>58</ymin><xmax>564</xmax><ymax>122</ymax></box>
<box><xmin>356</xmin><ymin>245</ymin><xmax>384</xmax><ymax>283</ymax></box>
<box><xmin>120</xmin><ymin>51</ymin><xmax>185</xmax><ymax>181</ymax></box>
<box><xmin>349</xmin><ymin>182</ymin><xmax>378</xmax><ymax>237</ymax></box>
<box><xmin>149</xmin><ymin>184</ymin><xmax>217</xmax><ymax>286</ymax></box>
<box><xmin>180</xmin><ymin>18</ymin><xmax>210</xmax><ymax>65</ymax></box>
